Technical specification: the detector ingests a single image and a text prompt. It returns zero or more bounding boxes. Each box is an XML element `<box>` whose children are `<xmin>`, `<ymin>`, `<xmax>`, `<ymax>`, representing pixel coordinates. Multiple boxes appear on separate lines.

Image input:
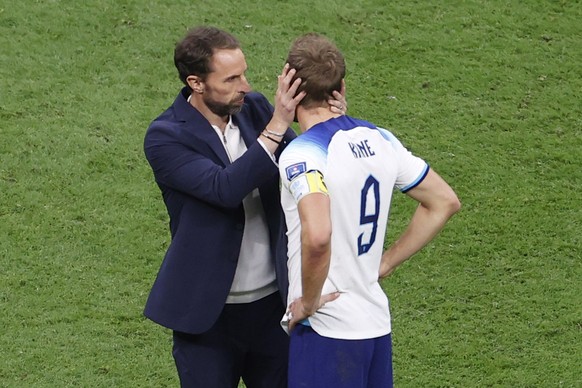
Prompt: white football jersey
<box><xmin>279</xmin><ymin>115</ymin><xmax>429</xmax><ymax>340</ymax></box>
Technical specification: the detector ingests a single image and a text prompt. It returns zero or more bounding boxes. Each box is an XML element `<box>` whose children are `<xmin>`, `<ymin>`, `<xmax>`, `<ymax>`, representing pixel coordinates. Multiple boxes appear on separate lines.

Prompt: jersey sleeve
<box><xmin>377</xmin><ymin>127</ymin><xmax>429</xmax><ymax>192</ymax></box>
<box><xmin>288</xmin><ymin>170</ymin><xmax>328</xmax><ymax>203</ymax></box>
<box><xmin>279</xmin><ymin>141</ymin><xmax>328</xmax><ymax>203</ymax></box>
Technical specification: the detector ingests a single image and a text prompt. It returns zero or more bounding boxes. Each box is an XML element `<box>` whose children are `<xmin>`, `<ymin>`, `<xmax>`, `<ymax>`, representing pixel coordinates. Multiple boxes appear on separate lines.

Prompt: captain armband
<box><xmin>288</xmin><ymin>170</ymin><xmax>328</xmax><ymax>203</ymax></box>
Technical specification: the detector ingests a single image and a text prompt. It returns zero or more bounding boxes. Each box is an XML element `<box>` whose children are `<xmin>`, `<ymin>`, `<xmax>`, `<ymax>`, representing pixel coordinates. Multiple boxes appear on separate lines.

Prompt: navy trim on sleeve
<box><xmin>401</xmin><ymin>164</ymin><xmax>430</xmax><ymax>193</ymax></box>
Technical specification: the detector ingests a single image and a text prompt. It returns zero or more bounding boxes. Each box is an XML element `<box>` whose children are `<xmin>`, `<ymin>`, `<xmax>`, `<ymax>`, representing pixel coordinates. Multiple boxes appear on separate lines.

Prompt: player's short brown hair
<box><xmin>286</xmin><ymin>33</ymin><xmax>345</xmax><ymax>108</ymax></box>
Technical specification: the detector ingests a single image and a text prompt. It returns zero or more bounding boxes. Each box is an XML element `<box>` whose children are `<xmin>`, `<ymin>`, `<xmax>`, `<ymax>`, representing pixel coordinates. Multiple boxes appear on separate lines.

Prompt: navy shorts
<box><xmin>288</xmin><ymin>324</ymin><xmax>393</xmax><ymax>388</ymax></box>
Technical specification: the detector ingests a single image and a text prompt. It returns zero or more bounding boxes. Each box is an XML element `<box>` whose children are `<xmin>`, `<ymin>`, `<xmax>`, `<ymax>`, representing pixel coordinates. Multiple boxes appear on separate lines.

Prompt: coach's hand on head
<box><xmin>328</xmin><ymin>79</ymin><xmax>347</xmax><ymax>115</ymax></box>
<box><xmin>260</xmin><ymin>64</ymin><xmax>305</xmax><ymax>152</ymax></box>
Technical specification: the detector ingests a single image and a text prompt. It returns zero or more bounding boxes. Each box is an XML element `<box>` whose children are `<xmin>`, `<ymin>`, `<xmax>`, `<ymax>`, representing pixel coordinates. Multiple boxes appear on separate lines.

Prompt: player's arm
<box><xmin>284</xmin><ymin>170</ymin><xmax>339</xmax><ymax>330</ymax></box>
<box><xmin>298</xmin><ymin>192</ymin><xmax>332</xmax><ymax>316</ymax></box>
<box><xmin>379</xmin><ymin>168</ymin><xmax>461</xmax><ymax>279</ymax></box>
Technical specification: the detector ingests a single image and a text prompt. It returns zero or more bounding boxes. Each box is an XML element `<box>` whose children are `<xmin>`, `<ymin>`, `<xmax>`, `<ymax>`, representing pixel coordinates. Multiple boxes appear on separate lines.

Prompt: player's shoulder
<box><xmin>284</xmin><ymin>129</ymin><xmax>329</xmax><ymax>159</ymax></box>
<box><xmin>280</xmin><ymin>135</ymin><xmax>327</xmax><ymax>173</ymax></box>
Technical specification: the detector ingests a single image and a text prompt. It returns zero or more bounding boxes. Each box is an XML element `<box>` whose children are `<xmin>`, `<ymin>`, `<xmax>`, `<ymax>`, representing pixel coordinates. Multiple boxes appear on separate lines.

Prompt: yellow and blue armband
<box><xmin>289</xmin><ymin>170</ymin><xmax>328</xmax><ymax>203</ymax></box>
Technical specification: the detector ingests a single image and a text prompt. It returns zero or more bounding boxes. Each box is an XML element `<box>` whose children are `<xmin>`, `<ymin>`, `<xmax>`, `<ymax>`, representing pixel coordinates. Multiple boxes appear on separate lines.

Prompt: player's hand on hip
<box><xmin>287</xmin><ymin>292</ymin><xmax>341</xmax><ymax>331</ymax></box>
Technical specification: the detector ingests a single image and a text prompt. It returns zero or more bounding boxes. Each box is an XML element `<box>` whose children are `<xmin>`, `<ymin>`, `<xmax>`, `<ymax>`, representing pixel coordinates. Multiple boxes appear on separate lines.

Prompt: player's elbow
<box><xmin>443</xmin><ymin>192</ymin><xmax>461</xmax><ymax>217</ymax></box>
<box><xmin>302</xmin><ymin>227</ymin><xmax>331</xmax><ymax>255</ymax></box>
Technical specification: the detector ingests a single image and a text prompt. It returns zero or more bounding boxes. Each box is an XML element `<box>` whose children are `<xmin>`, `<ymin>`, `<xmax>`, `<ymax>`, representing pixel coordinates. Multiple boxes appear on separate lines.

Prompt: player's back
<box><xmin>279</xmin><ymin>115</ymin><xmax>428</xmax><ymax>339</ymax></box>
<box><xmin>320</xmin><ymin>119</ymin><xmax>400</xmax><ymax>297</ymax></box>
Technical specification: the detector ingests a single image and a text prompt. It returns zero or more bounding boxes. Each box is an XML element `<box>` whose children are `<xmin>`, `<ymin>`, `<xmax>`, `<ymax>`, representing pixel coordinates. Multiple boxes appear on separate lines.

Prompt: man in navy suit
<box><xmin>143</xmin><ymin>26</ymin><xmax>345</xmax><ymax>387</ymax></box>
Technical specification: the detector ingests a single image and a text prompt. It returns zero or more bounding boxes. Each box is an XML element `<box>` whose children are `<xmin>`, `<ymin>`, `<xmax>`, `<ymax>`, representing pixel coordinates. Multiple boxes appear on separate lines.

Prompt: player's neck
<box><xmin>297</xmin><ymin>106</ymin><xmax>340</xmax><ymax>133</ymax></box>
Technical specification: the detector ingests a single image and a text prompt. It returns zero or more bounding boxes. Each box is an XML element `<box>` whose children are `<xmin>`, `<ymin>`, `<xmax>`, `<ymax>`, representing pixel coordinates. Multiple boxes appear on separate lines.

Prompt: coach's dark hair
<box><xmin>286</xmin><ymin>33</ymin><xmax>345</xmax><ymax>108</ymax></box>
<box><xmin>174</xmin><ymin>26</ymin><xmax>241</xmax><ymax>86</ymax></box>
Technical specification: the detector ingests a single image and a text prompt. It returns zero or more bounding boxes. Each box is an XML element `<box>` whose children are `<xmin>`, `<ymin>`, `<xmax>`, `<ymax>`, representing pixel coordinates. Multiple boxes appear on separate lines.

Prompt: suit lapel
<box><xmin>173</xmin><ymin>88</ymin><xmax>231</xmax><ymax>166</ymax></box>
<box><xmin>233</xmin><ymin>101</ymin><xmax>259</xmax><ymax>149</ymax></box>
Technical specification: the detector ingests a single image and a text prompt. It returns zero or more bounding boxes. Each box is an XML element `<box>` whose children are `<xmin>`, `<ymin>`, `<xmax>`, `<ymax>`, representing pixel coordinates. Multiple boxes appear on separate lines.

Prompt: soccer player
<box><xmin>278</xmin><ymin>33</ymin><xmax>461</xmax><ymax>388</ymax></box>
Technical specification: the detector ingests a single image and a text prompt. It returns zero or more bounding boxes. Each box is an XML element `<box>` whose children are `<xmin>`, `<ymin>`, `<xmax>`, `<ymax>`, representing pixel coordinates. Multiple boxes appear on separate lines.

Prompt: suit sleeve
<box><xmin>144</xmin><ymin>123</ymin><xmax>279</xmax><ymax>209</ymax></box>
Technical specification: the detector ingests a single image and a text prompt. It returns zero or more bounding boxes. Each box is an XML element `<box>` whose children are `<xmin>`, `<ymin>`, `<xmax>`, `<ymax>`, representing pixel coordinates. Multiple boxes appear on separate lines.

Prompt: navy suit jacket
<box><xmin>144</xmin><ymin>87</ymin><xmax>296</xmax><ymax>334</ymax></box>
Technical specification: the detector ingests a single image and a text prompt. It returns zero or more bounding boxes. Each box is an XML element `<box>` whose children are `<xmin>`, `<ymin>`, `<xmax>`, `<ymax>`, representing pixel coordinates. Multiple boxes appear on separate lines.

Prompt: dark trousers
<box><xmin>289</xmin><ymin>325</ymin><xmax>393</xmax><ymax>388</ymax></box>
<box><xmin>172</xmin><ymin>291</ymin><xmax>288</xmax><ymax>388</ymax></box>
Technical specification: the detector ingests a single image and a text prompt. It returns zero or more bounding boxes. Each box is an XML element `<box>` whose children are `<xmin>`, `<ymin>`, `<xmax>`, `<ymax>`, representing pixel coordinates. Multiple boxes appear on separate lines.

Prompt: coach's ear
<box><xmin>186</xmin><ymin>75</ymin><xmax>205</xmax><ymax>94</ymax></box>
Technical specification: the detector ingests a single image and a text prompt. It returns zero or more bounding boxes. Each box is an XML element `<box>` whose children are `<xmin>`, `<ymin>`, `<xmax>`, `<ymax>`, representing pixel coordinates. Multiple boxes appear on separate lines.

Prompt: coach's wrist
<box><xmin>265</xmin><ymin>117</ymin><xmax>289</xmax><ymax>136</ymax></box>
<box><xmin>261</xmin><ymin>132</ymin><xmax>282</xmax><ymax>145</ymax></box>
<box><xmin>264</xmin><ymin>128</ymin><xmax>285</xmax><ymax>138</ymax></box>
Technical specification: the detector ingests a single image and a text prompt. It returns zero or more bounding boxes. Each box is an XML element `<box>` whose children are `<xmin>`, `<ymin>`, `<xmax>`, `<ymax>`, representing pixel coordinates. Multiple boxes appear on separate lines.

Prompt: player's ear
<box><xmin>186</xmin><ymin>75</ymin><xmax>205</xmax><ymax>94</ymax></box>
<box><xmin>340</xmin><ymin>79</ymin><xmax>346</xmax><ymax>97</ymax></box>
